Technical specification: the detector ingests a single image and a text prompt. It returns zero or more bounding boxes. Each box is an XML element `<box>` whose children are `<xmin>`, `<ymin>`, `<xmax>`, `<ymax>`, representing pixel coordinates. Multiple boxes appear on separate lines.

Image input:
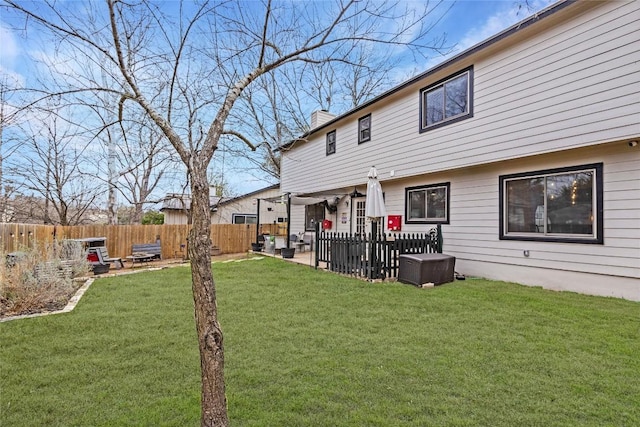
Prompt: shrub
<box><xmin>0</xmin><ymin>241</ymin><xmax>91</xmax><ymax>317</ymax></box>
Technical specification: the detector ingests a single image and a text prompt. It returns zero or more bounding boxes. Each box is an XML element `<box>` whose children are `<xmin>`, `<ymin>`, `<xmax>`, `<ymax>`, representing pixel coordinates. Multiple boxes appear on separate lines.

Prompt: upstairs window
<box><xmin>326</xmin><ymin>130</ymin><xmax>336</xmax><ymax>155</ymax></box>
<box><xmin>420</xmin><ymin>67</ymin><xmax>473</xmax><ymax>132</ymax></box>
<box><xmin>499</xmin><ymin>163</ymin><xmax>603</xmax><ymax>244</ymax></box>
<box><xmin>358</xmin><ymin>114</ymin><xmax>371</xmax><ymax>144</ymax></box>
<box><xmin>405</xmin><ymin>183</ymin><xmax>450</xmax><ymax>224</ymax></box>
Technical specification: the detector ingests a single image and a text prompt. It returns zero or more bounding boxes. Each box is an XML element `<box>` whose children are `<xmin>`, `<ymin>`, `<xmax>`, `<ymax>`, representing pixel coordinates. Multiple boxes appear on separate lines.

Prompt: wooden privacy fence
<box><xmin>0</xmin><ymin>223</ymin><xmax>265</xmax><ymax>259</ymax></box>
<box><xmin>315</xmin><ymin>224</ymin><xmax>442</xmax><ymax>280</ymax></box>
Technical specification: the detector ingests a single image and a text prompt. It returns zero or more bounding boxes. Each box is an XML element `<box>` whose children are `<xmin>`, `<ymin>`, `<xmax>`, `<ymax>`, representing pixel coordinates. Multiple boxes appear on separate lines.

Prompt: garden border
<box><xmin>1</xmin><ymin>256</ymin><xmax>264</xmax><ymax>323</ymax></box>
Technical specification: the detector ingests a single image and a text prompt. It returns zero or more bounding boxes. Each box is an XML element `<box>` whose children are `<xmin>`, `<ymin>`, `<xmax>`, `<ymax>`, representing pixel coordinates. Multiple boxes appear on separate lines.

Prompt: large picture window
<box><xmin>405</xmin><ymin>183</ymin><xmax>450</xmax><ymax>224</ymax></box>
<box><xmin>305</xmin><ymin>203</ymin><xmax>325</xmax><ymax>231</ymax></box>
<box><xmin>420</xmin><ymin>67</ymin><xmax>473</xmax><ymax>132</ymax></box>
<box><xmin>499</xmin><ymin>163</ymin><xmax>603</xmax><ymax>243</ymax></box>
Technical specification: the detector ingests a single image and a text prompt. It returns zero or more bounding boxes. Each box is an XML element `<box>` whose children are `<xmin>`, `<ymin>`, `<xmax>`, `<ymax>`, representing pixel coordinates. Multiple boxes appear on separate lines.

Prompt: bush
<box><xmin>141</xmin><ymin>210</ymin><xmax>164</xmax><ymax>224</ymax></box>
<box><xmin>0</xmin><ymin>242</ymin><xmax>91</xmax><ymax>317</ymax></box>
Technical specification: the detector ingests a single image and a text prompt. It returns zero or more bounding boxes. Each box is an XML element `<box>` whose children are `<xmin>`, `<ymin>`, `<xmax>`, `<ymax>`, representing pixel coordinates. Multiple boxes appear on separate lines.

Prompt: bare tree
<box><xmin>224</xmin><ymin>16</ymin><xmax>453</xmax><ymax>183</ymax></box>
<box><xmin>0</xmin><ymin>74</ymin><xmax>26</xmax><ymax>222</ymax></box>
<box><xmin>116</xmin><ymin>121</ymin><xmax>177</xmax><ymax>223</ymax></box>
<box><xmin>88</xmin><ymin>108</ymin><xmax>177</xmax><ymax>224</ymax></box>
<box><xmin>9</xmin><ymin>108</ymin><xmax>100</xmax><ymax>225</ymax></box>
<box><xmin>3</xmin><ymin>1</ymin><xmax>451</xmax><ymax>424</ymax></box>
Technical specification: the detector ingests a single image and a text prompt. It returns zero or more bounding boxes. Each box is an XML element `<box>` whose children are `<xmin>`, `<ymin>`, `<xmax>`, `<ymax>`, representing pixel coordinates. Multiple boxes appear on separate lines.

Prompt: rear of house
<box><xmin>280</xmin><ymin>0</ymin><xmax>640</xmax><ymax>300</ymax></box>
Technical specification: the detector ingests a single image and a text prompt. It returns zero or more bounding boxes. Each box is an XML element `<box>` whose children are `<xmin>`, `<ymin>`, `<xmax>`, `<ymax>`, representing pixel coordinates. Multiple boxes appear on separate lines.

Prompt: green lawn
<box><xmin>1</xmin><ymin>257</ymin><xmax>638</xmax><ymax>426</ymax></box>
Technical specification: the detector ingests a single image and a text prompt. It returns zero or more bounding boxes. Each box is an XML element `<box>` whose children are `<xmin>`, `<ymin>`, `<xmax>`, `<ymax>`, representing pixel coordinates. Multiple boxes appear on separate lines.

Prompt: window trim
<box><xmin>232</xmin><ymin>213</ymin><xmax>257</xmax><ymax>225</ymax></box>
<box><xmin>326</xmin><ymin>130</ymin><xmax>336</xmax><ymax>155</ymax></box>
<box><xmin>419</xmin><ymin>66</ymin><xmax>474</xmax><ymax>133</ymax></box>
<box><xmin>358</xmin><ymin>114</ymin><xmax>371</xmax><ymax>144</ymax></box>
<box><xmin>404</xmin><ymin>182</ymin><xmax>450</xmax><ymax>224</ymax></box>
<box><xmin>305</xmin><ymin>203</ymin><xmax>325</xmax><ymax>231</ymax></box>
<box><xmin>499</xmin><ymin>163</ymin><xmax>603</xmax><ymax>244</ymax></box>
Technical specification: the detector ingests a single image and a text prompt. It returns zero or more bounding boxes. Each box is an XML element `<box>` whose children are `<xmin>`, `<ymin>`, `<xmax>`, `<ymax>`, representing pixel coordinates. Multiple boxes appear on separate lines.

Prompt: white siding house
<box><xmin>280</xmin><ymin>0</ymin><xmax>640</xmax><ymax>300</ymax></box>
<box><xmin>211</xmin><ymin>184</ymin><xmax>287</xmax><ymax>227</ymax></box>
<box><xmin>160</xmin><ymin>194</ymin><xmax>222</xmax><ymax>225</ymax></box>
<box><xmin>161</xmin><ymin>185</ymin><xmax>285</xmax><ymax>226</ymax></box>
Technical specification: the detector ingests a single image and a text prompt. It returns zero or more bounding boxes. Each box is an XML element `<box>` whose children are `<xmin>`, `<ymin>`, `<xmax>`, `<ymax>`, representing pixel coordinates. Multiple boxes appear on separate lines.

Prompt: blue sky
<box><xmin>0</xmin><ymin>0</ymin><xmax>557</xmax><ymax>197</ymax></box>
<box><xmin>429</xmin><ymin>0</ymin><xmax>555</xmax><ymax>64</ymax></box>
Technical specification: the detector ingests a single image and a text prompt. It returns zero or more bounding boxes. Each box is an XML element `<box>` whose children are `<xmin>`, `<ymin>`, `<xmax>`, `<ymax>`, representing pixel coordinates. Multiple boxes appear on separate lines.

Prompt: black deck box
<box><xmin>398</xmin><ymin>253</ymin><xmax>455</xmax><ymax>286</ymax></box>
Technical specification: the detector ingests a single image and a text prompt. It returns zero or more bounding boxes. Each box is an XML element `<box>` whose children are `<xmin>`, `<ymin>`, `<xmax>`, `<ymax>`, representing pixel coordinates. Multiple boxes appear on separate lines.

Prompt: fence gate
<box><xmin>315</xmin><ymin>223</ymin><xmax>442</xmax><ymax>280</ymax></box>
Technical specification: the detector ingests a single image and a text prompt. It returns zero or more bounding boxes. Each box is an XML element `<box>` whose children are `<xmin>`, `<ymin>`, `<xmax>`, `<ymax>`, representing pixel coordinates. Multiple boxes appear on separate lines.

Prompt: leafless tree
<box><xmin>3</xmin><ymin>0</ymin><xmax>452</xmax><ymax>424</ymax></box>
<box><xmin>116</xmin><ymin>121</ymin><xmax>177</xmax><ymax>223</ymax></box>
<box><xmin>224</xmin><ymin>6</ymin><xmax>453</xmax><ymax>183</ymax></box>
<box><xmin>8</xmin><ymin>107</ymin><xmax>100</xmax><ymax>225</ymax></box>
<box><xmin>88</xmin><ymin>107</ymin><xmax>177</xmax><ymax>224</ymax></box>
<box><xmin>0</xmin><ymin>74</ymin><xmax>27</xmax><ymax>222</ymax></box>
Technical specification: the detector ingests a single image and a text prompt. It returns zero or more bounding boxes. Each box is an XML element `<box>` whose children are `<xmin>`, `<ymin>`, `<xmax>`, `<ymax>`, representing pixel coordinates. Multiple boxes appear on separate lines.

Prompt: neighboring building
<box><xmin>160</xmin><ymin>193</ymin><xmax>222</xmax><ymax>225</ymax></box>
<box><xmin>211</xmin><ymin>184</ymin><xmax>287</xmax><ymax>229</ymax></box>
<box><xmin>280</xmin><ymin>0</ymin><xmax>640</xmax><ymax>300</ymax></box>
<box><xmin>161</xmin><ymin>185</ymin><xmax>287</xmax><ymax>228</ymax></box>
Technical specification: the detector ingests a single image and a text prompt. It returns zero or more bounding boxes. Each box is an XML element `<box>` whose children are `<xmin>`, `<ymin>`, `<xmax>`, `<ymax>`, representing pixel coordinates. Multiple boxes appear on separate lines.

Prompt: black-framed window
<box><xmin>305</xmin><ymin>203</ymin><xmax>325</xmax><ymax>231</ymax></box>
<box><xmin>326</xmin><ymin>130</ymin><xmax>336</xmax><ymax>155</ymax></box>
<box><xmin>358</xmin><ymin>114</ymin><xmax>371</xmax><ymax>144</ymax></box>
<box><xmin>232</xmin><ymin>213</ymin><xmax>257</xmax><ymax>224</ymax></box>
<box><xmin>420</xmin><ymin>66</ymin><xmax>473</xmax><ymax>132</ymax></box>
<box><xmin>499</xmin><ymin>163</ymin><xmax>603</xmax><ymax>244</ymax></box>
<box><xmin>405</xmin><ymin>183</ymin><xmax>450</xmax><ymax>224</ymax></box>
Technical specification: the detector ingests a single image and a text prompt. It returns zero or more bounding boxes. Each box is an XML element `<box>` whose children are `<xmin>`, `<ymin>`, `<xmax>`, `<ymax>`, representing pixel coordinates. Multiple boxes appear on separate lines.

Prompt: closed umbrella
<box><xmin>365</xmin><ymin>166</ymin><xmax>386</xmax><ymax>219</ymax></box>
<box><xmin>365</xmin><ymin>166</ymin><xmax>386</xmax><ymax>280</ymax></box>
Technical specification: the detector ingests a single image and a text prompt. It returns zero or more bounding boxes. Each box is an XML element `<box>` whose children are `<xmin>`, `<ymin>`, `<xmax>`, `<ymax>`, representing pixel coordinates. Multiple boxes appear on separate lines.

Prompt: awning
<box><xmin>261</xmin><ymin>194</ymin><xmax>347</xmax><ymax>205</ymax></box>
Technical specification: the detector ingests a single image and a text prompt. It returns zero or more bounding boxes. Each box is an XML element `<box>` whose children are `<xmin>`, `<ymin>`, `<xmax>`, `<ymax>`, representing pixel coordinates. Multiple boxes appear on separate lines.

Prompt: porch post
<box><xmin>314</xmin><ymin>221</ymin><xmax>320</xmax><ymax>269</ymax></box>
<box><xmin>286</xmin><ymin>193</ymin><xmax>291</xmax><ymax>249</ymax></box>
<box><xmin>255</xmin><ymin>198</ymin><xmax>261</xmax><ymax>244</ymax></box>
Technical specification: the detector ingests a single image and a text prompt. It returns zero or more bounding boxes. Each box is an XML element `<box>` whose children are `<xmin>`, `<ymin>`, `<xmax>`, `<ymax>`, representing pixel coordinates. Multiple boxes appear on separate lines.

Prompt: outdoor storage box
<box><xmin>398</xmin><ymin>253</ymin><xmax>455</xmax><ymax>286</ymax></box>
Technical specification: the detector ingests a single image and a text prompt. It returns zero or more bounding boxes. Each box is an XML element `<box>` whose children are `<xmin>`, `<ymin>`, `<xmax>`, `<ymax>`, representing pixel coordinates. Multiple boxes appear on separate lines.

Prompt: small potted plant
<box><xmin>281</xmin><ymin>247</ymin><xmax>295</xmax><ymax>259</ymax></box>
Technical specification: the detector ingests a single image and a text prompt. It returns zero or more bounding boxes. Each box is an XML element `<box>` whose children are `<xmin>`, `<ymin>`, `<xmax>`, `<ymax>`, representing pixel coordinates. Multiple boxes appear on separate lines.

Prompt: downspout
<box><xmin>286</xmin><ymin>193</ymin><xmax>291</xmax><ymax>249</ymax></box>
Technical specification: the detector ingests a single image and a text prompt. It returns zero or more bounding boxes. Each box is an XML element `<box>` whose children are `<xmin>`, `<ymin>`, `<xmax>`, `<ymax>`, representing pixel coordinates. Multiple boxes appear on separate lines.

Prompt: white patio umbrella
<box><xmin>365</xmin><ymin>166</ymin><xmax>386</xmax><ymax>220</ymax></box>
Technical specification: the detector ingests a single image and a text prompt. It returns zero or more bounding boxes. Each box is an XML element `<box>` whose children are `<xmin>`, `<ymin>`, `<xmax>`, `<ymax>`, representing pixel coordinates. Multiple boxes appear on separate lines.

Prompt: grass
<box><xmin>1</xmin><ymin>257</ymin><xmax>638</xmax><ymax>426</ymax></box>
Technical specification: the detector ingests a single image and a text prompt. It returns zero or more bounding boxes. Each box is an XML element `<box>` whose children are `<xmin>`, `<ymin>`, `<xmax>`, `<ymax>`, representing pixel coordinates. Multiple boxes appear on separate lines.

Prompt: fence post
<box><xmin>368</xmin><ymin>221</ymin><xmax>378</xmax><ymax>280</ymax></box>
<box><xmin>314</xmin><ymin>221</ymin><xmax>320</xmax><ymax>269</ymax></box>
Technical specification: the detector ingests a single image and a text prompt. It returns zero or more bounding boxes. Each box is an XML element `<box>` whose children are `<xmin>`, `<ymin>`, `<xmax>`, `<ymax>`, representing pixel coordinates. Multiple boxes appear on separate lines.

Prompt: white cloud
<box><xmin>0</xmin><ymin>22</ymin><xmax>26</xmax><ymax>87</ymax></box>
<box><xmin>0</xmin><ymin>22</ymin><xmax>19</xmax><ymax>67</ymax></box>
<box><xmin>423</xmin><ymin>0</ymin><xmax>557</xmax><ymax>71</ymax></box>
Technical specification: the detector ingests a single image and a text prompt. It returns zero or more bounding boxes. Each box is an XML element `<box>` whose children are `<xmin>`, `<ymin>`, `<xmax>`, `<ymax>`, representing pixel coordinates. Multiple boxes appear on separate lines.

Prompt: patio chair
<box><xmin>291</xmin><ymin>234</ymin><xmax>306</xmax><ymax>253</ymax></box>
<box><xmin>302</xmin><ymin>235</ymin><xmax>313</xmax><ymax>252</ymax></box>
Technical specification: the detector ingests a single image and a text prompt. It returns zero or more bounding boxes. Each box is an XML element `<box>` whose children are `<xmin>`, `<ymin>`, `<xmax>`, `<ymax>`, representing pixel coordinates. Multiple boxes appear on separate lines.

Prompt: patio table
<box><xmin>126</xmin><ymin>253</ymin><xmax>155</xmax><ymax>268</ymax></box>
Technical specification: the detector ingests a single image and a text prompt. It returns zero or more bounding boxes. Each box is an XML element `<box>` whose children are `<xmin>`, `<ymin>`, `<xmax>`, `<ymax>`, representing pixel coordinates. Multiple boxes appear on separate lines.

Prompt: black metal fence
<box><xmin>315</xmin><ymin>223</ymin><xmax>442</xmax><ymax>280</ymax></box>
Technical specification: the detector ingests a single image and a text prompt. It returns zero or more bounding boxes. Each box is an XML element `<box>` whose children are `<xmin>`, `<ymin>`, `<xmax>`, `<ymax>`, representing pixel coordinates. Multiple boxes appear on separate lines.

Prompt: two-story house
<box><xmin>280</xmin><ymin>0</ymin><xmax>640</xmax><ymax>300</ymax></box>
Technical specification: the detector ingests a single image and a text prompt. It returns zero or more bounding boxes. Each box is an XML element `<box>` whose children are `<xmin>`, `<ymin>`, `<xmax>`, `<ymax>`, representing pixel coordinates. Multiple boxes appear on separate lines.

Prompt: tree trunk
<box><xmin>189</xmin><ymin>163</ymin><xmax>229</xmax><ymax>427</ymax></box>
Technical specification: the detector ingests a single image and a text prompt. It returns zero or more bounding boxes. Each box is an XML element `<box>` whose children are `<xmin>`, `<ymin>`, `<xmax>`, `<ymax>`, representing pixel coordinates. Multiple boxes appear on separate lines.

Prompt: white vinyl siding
<box><xmin>389</xmin><ymin>145</ymin><xmax>639</xmax><ymax>280</ymax></box>
<box><xmin>212</xmin><ymin>186</ymin><xmax>284</xmax><ymax>224</ymax></box>
<box><xmin>280</xmin><ymin>0</ymin><xmax>639</xmax><ymax>299</ymax></box>
<box><xmin>281</xmin><ymin>1</ymin><xmax>639</xmax><ymax>195</ymax></box>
